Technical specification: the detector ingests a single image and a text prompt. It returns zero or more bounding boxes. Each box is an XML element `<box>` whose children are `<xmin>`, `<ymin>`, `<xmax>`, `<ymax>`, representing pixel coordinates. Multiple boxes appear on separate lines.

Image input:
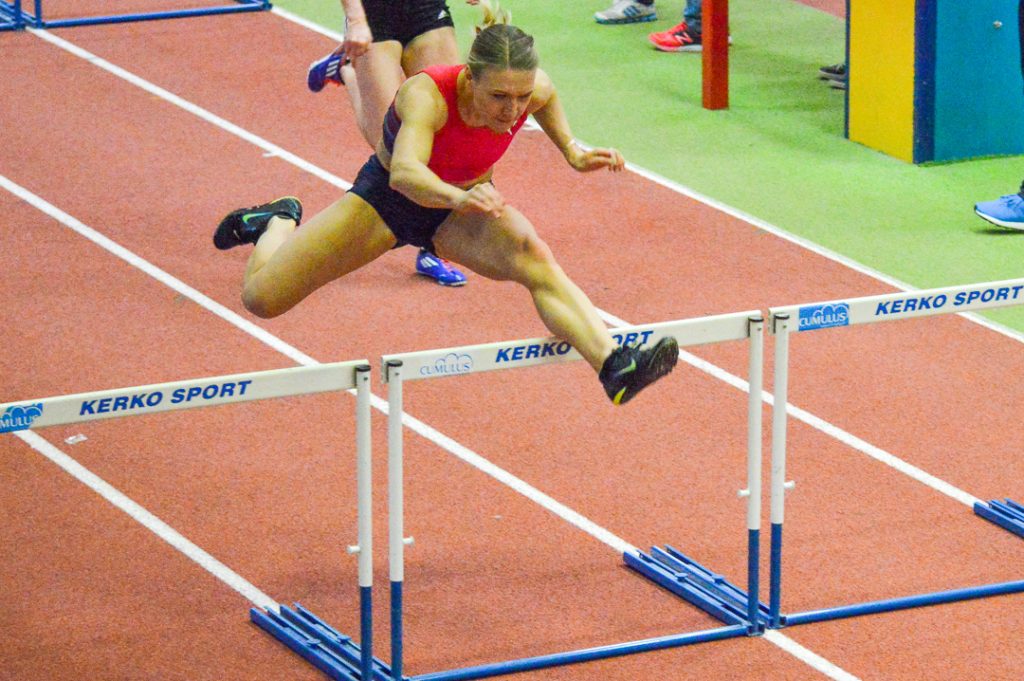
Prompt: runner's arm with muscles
<box><xmin>388</xmin><ymin>75</ymin><xmax>505</xmax><ymax>218</ymax></box>
<box><xmin>529</xmin><ymin>69</ymin><xmax>625</xmax><ymax>173</ymax></box>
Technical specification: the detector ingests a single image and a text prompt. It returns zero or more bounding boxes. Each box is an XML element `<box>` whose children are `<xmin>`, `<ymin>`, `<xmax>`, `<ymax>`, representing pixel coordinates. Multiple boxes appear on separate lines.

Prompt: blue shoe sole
<box><xmin>416</xmin><ymin>271</ymin><xmax>467</xmax><ymax>287</ymax></box>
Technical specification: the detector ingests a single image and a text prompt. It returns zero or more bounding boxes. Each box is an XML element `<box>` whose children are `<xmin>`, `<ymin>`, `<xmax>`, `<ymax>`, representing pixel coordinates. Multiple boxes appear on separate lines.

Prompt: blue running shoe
<box><xmin>307</xmin><ymin>49</ymin><xmax>347</xmax><ymax>92</ymax></box>
<box><xmin>415</xmin><ymin>249</ymin><xmax>467</xmax><ymax>287</ymax></box>
<box><xmin>975</xmin><ymin>194</ymin><xmax>1024</xmax><ymax>230</ymax></box>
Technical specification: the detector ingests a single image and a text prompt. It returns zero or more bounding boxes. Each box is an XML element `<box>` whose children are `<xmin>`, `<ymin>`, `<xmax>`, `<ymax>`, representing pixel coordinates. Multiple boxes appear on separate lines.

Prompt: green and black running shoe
<box><xmin>599</xmin><ymin>336</ymin><xmax>680</xmax><ymax>405</ymax></box>
<box><xmin>213</xmin><ymin>197</ymin><xmax>303</xmax><ymax>250</ymax></box>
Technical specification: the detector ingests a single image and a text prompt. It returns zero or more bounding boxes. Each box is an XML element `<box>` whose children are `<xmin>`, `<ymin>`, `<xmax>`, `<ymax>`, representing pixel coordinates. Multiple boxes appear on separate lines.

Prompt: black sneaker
<box><xmin>599</xmin><ymin>336</ymin><xmax>679</xmax><ymax>405</ymax></box>
<box><xmin>818</xmin><ymin>63</ymin><xmax>846</xmax><ymax>81</ymax></box>
<box><xmin>213</xmin><ymin>197</ymin><xmax>303</xmax><ymax>250</ymax></box>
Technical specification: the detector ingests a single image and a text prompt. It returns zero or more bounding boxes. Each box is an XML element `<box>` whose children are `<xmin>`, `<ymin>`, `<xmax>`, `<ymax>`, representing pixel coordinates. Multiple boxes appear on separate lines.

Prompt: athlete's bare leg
<box><xmin>432</xmin><ymin>207</ymin><xmax>616</xmax><ymax>371</ymax></box>
<box><xmin>242</xmin><ymin>194</ymin><xmax>397</xmax><ymax>318</ymax></box>
<box><xmin>402</xmin><ymin>26</ymin><xmax>461</xmax><ymax>74</ymax></box>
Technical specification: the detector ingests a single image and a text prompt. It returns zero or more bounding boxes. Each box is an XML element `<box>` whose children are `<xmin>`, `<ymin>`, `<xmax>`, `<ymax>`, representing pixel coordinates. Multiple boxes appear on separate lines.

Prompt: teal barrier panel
<box><xmin>930</xmin><ymin>0</ymin><xmax>1024</xmax><ymax>161</ymax></box>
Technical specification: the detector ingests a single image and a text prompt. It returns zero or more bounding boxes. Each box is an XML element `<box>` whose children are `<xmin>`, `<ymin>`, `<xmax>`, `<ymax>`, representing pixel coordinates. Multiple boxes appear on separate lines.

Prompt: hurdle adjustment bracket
<box><xmin>251</xmin><ymin>603</ymin><xmax>399</xmax><ymax>681</ymax></box>
<box><xmin>625</xmin><ymin>546</ymin><xmax>768</xmax><ymax>633</ymax></box>
<box><xmin>974</xmin><ymin>498</ymin><xmax>1024</xmax><ymax>539</ymax></box>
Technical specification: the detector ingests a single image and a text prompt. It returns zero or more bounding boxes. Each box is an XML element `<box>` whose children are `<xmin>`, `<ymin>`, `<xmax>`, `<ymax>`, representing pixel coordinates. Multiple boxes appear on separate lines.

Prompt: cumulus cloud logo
<box><xmin>798</xmin><ymin>302</ymin><xmax>850</xmax><ymax>331</ymax></box>
<box><xmin>419</xmin><ymin>353</ymin><xmax>474</xmax><ymax>377</ymax></box>
<box><xmin>0</xmin><ymin>403</ymin><xmax>44</xmax><ymax>433</ymax></box>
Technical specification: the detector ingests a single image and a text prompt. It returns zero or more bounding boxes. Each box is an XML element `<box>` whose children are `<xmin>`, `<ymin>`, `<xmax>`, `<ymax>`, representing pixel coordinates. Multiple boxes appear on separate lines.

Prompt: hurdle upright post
<box><xmin>768</xmin><ymin>313</ymin><xmax>791</xmax><ymax>627</ymax></box>
<box><xmin>742</xmin><ymin>316</ymin><xmax>764</xmax><ymax>630</ymax></box>
<box><xmin>386</xmin><ymin>359</ymin><xmax>407</xmax><ymax>681</ymax></box>
<box><xmin>354</xmin><ymin>365</ymin><xmax>375</xmax><ymax>680</ymax></box>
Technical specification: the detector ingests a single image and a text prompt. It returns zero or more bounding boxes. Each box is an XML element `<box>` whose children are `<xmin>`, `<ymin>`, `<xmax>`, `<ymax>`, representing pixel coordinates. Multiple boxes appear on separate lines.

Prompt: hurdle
<box><xmin>0</xmin><ymin>360</ymin><xmax>383</xmax><ymax>681</ymax></box>
<box><xmin>766</xmin><ymin>278</ymin><xmax>1024</xmax><ymax>629</ymax></box>
<box><xmin>381</xmin><ymin>311</ymin><xmax>764</xmax><ymax>681</ymax></box>
<box><xmin>0</xmin><ymin>0</ymin><xmax>268</xmax><ymax>30</ymax></box>
<box><xmin>0</xmin><ymin>0</ymin><xmax>24</xmax><ymax>30</ymax></box>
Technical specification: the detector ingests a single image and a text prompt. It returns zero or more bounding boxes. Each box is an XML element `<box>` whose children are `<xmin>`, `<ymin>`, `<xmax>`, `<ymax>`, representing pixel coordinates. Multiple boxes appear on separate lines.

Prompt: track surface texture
<box><xmin>1</xmin><ymin>7</ymin><xmax>1022</xmax><ymax>681</ymax></box>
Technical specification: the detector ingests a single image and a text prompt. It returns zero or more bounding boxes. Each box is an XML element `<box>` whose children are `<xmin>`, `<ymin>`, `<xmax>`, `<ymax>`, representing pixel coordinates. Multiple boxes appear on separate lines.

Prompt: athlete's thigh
<box><xmin>402</xmin><ymin>26</ymin><xmax>461</xmax><ymax>74</ymax></box>
<box><xmin>351</xmin><ymin>41</ymin><xmax>406</xmax><ymax>114</ymax></box>
<box><xmin>254</xmin><ymin>193</ymin><xmax>397</xmax><ymax>304</ymax></box>
<box><xmin>432</xmin><ymin>206</ymin><xmax>542</xmax><ymax>282</ymax></box>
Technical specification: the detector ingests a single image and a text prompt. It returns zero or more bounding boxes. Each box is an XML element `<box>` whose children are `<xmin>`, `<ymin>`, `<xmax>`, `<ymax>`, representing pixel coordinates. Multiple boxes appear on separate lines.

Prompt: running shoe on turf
<box><xmin>213</xmin><ymin>197</ymin><xmax>303</xmax><ymax>250</ymax></box>
<box><xmin>595</xmin><ymin>0</ymin><xmax>657</xmax><ymax>25</ymax></box>
<box><xmin>975</xmin><ymin>194</ymin><xmax>1024</xmax><ymax>231</ymax></box>
<box><xmin>818</xmin><ymin>63</ymin><xmax>847</xmax><ymax>81</ymax></box>
<box><xmin>307</xmin><ymin>48</ymin><xmax>347</xmax><ymax>92</ymax></box>
<box><xmin>648</xmin><ymin>21</ymin><xmax>703</xmax><ymax>52</ymax></box>
<box><xmin>599</xmin><ymin>336</ymin><xmax>679</xmax><ymax>405</ymax></box>
<box><xmin>415</xmin><ymin>249</ymin><xmax>468</xmax><ymax>286</ymax></box>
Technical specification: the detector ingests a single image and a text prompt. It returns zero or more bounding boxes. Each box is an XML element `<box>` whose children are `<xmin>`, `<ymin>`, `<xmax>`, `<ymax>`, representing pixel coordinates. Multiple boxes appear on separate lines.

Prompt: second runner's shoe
<box><xmin>213</xmin><ymin>197</ymin><xmax>303</xmax><ymax>250</ymax></box>
<box><xmin>415</xmin><ymin>249</ymin><xmax>468</xmax><ymax>286</ymax></box>
<box><xmin>307</xmin><ymin>49</ymin><xmax>347</xmax><ymax>92</ymax></box>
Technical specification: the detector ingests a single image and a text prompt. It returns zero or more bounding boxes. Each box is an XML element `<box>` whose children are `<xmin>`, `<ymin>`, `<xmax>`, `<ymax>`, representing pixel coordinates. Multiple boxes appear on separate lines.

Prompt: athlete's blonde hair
<box><xmin>474</xmin><ymin>0</ymin><xmax>511</xmax><ymax>31</ymax></box>
<box><xmin>466</xmin><ymin>1</ymin><xmax>538</xmax><ymax>78</ymax></box>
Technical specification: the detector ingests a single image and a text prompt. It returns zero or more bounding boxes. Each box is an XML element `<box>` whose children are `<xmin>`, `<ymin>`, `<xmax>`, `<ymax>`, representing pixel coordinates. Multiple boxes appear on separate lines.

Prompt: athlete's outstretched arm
<box><xmin>530</xmin><ymin>70</ymin><xmax>625</xmax><ymax>173</ymax></box>
<box><xmin>388</xmin><ymin>75</ymin><xmax>505</xmax><ymax>218</ymax></box>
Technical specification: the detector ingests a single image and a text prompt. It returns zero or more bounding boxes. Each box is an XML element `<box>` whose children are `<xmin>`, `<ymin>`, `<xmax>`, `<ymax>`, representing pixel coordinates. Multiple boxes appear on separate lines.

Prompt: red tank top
<box><xmin>383</xmin><ymin>64</ymin><xmax>529</xmax><ymax>184</ymax></box>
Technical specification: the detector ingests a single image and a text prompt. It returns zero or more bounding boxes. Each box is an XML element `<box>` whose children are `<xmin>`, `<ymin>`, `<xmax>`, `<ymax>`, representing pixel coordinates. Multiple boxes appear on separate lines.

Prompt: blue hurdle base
<box><xmin>975</xmin><ymin>498</ymin><xmax>1024</xmax><ymax>539</ymax></box>
<box><xmin>625</xmin><ymin>545</ymin><xmax>768</xmax><ymax>633</ymax></box>
<box><xmin>251</xmin><ymin>603</ymin><xmax>397</xmax><ymax>681</ymax></box>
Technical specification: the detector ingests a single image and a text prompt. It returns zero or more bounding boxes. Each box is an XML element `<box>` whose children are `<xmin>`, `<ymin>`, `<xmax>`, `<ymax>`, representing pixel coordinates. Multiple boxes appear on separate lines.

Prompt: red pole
<box><xmin>702</xmin><ymin>0</ymin><xmax>729</xmax><ymax>109</ymax></box>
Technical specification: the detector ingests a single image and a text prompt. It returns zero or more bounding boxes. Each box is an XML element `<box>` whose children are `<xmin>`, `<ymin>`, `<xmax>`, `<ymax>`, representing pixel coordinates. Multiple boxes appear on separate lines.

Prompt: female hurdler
<box><xmin>213</xmin><ymin>4</ymin><xmax>678</xmax><ymax>404</ymax></box>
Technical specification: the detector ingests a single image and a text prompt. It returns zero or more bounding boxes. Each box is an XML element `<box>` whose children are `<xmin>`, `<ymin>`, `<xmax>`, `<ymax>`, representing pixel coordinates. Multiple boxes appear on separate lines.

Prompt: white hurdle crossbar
<box><xmin>381</xmin><ymin>311</ymin><xmax>763</xmax><ymax>681</ymax></box>
<box><xmin>0</xmin><ymin>360</ymin><xmax>378</xmax><ymax>679</ymax></box>
<box><xmin>767</xmin><ymin>277</ymin><xmax>1024</xmax><ymax>627</ymax></box>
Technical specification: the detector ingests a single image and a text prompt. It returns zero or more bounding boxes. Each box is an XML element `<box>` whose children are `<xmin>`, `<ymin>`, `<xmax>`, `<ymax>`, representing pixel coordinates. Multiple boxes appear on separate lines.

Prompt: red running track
<box><xmin>1</xmin><ymin>9</ymin><xmax>1022</xmax><ymax>681</ymax></box>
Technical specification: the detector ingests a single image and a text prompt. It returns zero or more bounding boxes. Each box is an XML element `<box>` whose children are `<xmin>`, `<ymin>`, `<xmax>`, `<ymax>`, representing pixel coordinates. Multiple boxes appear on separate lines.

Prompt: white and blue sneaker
<box><xmin>975</xmin><ymin>193</ymin><xmax>1024</xmax><ymax>230</ymax></box>
<box><xmin>415</xmin><ymin>249</ymin><xmax>467</xmax><ymax>286</ymax></box>
<box><xmin>595</xmin><ymin>0</ymin><xmax>656</xmax><ymax>25</ymax></box>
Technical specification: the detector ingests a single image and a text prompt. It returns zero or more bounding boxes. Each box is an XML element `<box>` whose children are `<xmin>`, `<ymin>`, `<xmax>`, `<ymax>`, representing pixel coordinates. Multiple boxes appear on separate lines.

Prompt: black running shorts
<box><xmin>349</xmin><ymin>154</ymin><xmax>452</xmax><ymax>252</ymax></box>
<box><xmin>362</xmin><ymin>0</ymin><xmax>455</xmax><ymax>46</ymax></box>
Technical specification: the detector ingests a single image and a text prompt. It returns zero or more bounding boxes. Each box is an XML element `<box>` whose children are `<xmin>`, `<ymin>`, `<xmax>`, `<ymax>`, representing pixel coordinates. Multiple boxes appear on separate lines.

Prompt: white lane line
<box><xmin>596</xmin><ymin>310</ymin><xmax>984</xmax><ymax>509</ymax></box>
<box><xmin>764</xmin><ymin>631</ymin><xmax>863</xmax><ymax>681</ymax></box>
<box><xmin>13</xmin><ymin>429</ymin><xmax>279</xmax><ymax>612</ymax></box>
<box><xmin>271</xmin><ymin>6</ymin><xmax>345</xmax><ymax>41</ymax></box>
<box><xmin>616</xmin><ymin>166</ymin><xmax>1024</xmax><ymax>346</ymax></box>
<box><xmin>27</xmin><ymin>27</ymin><xmax>352</xmax><ymax>191</ymax></box>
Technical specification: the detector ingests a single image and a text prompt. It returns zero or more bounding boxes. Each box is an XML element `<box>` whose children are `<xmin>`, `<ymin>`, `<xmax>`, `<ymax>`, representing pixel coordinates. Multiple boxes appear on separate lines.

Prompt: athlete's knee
<box><xmin>513</xmin><ymin>233</ymin><xmax>560</xmax><ymax>284</ymax></box>
<box><xmin>241</xmin><ymin>284</ymin><xmax>288</xmax><ymax>319</ymax></box>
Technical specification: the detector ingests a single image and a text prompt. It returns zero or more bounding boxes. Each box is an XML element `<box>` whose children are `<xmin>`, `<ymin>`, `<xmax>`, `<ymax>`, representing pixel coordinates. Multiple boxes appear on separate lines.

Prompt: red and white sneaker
<box><xmin>648</xmin><ymin>21</ymin><xmax>703</xmax><ymax>52</ymax></box>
